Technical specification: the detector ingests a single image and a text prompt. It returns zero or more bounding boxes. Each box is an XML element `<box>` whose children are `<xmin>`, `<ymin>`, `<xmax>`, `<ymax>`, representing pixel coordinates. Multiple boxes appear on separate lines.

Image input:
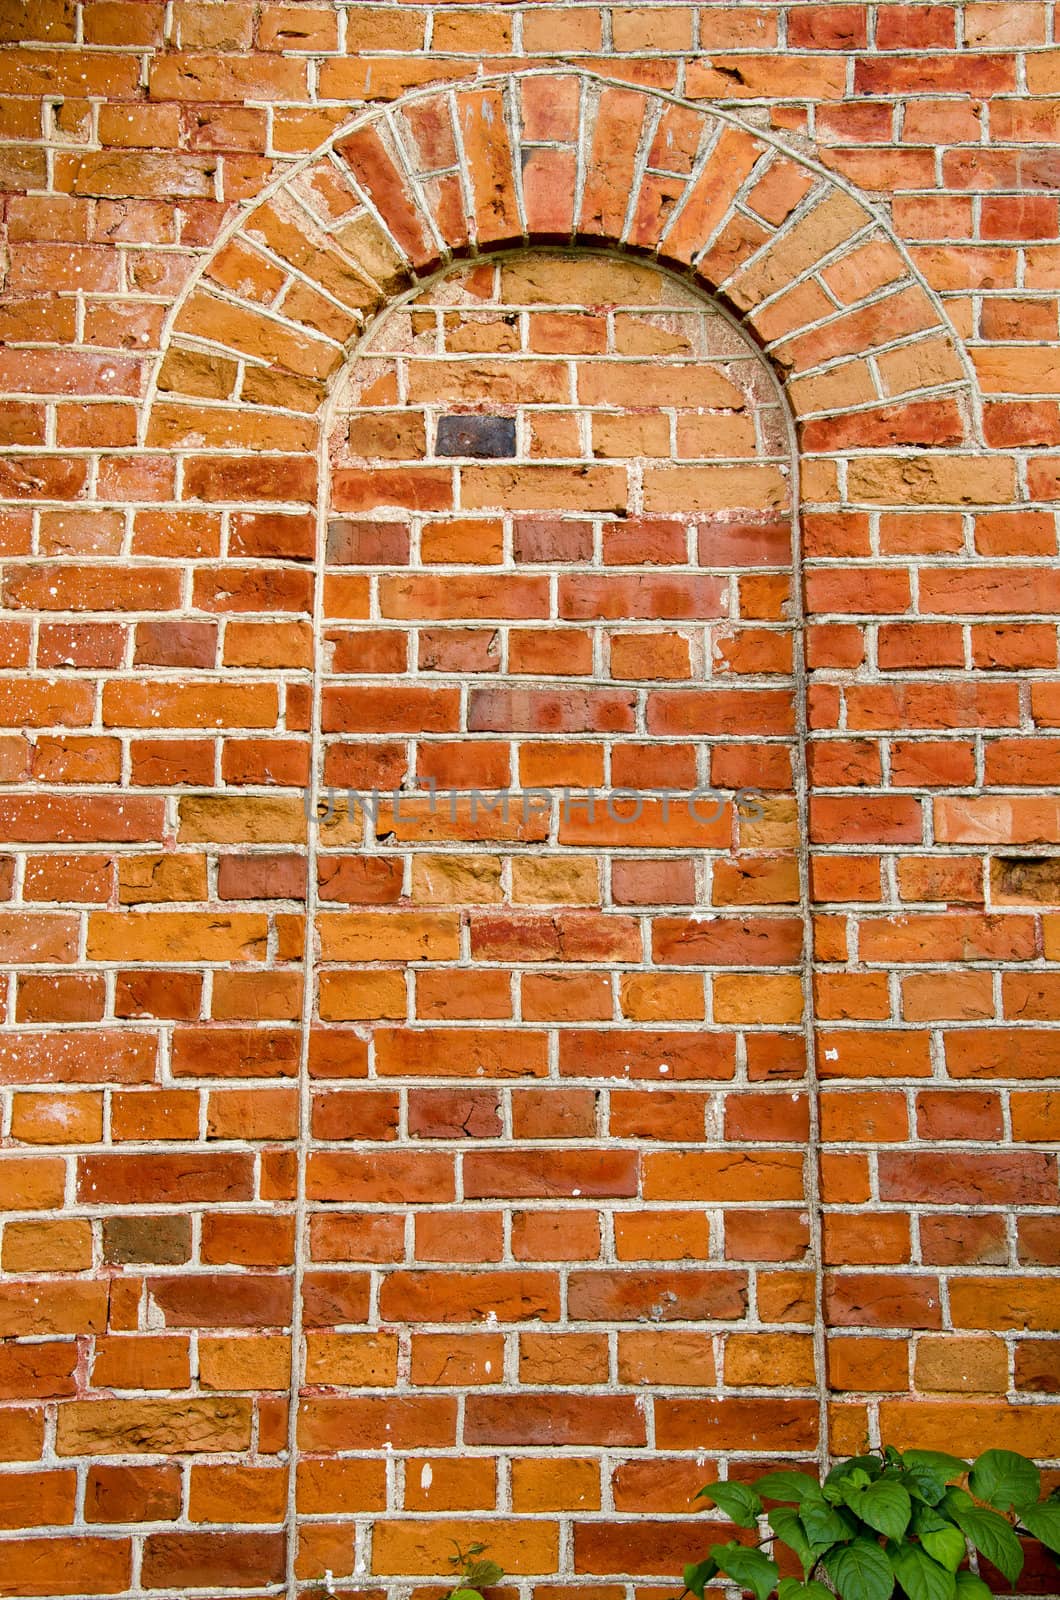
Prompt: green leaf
<box><xmin>825</xmin><ymin>1538</ymin><xmax>896</xmax><ymax>1600</ymax></box>
<box><xmin>699</xmin><ymin>1481</ymin><xmax>764</xmax><ymax>1528</ymax></box>
<box><xmin>842</xmin><ymin>1481</ymin><xmax>912</xmax><ymax>1541</ymax></box>
<box><xmin>769</xmin><ymin>1506</ymin><xmax>817</xmax><ymax>1577</ymax></box>
<box><xmin>778</xmin><ymin>1582</ymin><xmax>834</xmax><ymax>1600</ymax></box>
<box><xmin>1017</xmin><ymin>1500</ymin><xmax>1060</xmax><ymax>1558</ymax></box>
<box><xmin>452</xmin><ymin>1589</ymin><xmax>486</xmax><ymax>1600</ymax></box>
<box><xmin>953</xmin><ymin>1576</ymin><xmax>992</xmax><ymax>1600</ymax></box>
<box><xmin>888</xmin><ymin>1543</ymin><xmax>956</xmax><ymax>1600</ymax></box>
<box><xmin>801</xmin><ymin>1495</ymin><xmax>858</xmax><ymax>1548</ymax></box>
<box><xmin>919</xmin><ymin>1526</ymin><xmax>967</xmax><ymax>1574</ymax></box>
<box><xmin>905</xmin><ymin>1453</ymin><xmax>970</xmax><ymax>1483</ymax></box>
<box><xmin>754</xmin><ymin>1473</ymin><xmax>822</xmax><ymax>1506</ymax></box>
<box><xmin>910</xmin><ymin>1504</ymin><xmax>949</xmax><ymax>1537</ymax></box>
<box><xmin>685</xmin><ymin>1558</ymin><xmax>719</xmax><ymax>1597</ymax></box>
<box><xmin>970</xmin><ymin>1451</ymin><xmax>1040</xmax><ymax>1514</ymax></box>
<box><xmin>464</xmin><ymin>1562</ymin><xmax>504</xmax><ymax>1587</ymax></box>
<box><xmin>943</xmin><ymin>1492</ymin><xmax>1024</xmax><ymax>1588</ymax></box>
<box><xmin>900</xmin><ymin>1463</ymin><xmax>948</xmax><ymax>1508</ymax></box>
<box><xmin>710</xmin><ymin>1542</ymin><xmax>780</xmax><ymax>1600</ymax></box>
<box><xmin>910</xmin><ymin>1504</ymin><xmax>966</xmax><ymax>1574</ymax></box>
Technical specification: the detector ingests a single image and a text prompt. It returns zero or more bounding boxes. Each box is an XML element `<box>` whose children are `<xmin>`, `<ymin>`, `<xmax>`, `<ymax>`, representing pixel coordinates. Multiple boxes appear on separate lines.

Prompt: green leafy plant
<box><xmin>684</xmin><ymin>1448</ymin><xmax>1060</xmax><ymax>1600</ymax></box>
<box><xmin>447</xmin><ymin>1541</ymin><xmax>505</xmax><ymax>1600</ymax></box>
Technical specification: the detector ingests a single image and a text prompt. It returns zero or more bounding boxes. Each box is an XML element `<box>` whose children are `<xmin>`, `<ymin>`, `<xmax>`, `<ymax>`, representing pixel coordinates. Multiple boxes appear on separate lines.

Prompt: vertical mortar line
<box><xmin>786</xmin><ymin>404</ymin><xmax>830</xmax><ymax>1476</ymax></box>
<box><xmin>285</xmin><ymin>357</ymin><xmax>333</xmax><ymax>1600</ymax></box>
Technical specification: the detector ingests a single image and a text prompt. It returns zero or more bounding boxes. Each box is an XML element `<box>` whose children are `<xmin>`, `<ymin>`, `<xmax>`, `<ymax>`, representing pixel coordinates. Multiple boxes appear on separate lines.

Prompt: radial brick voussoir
<box><xmin>390</xmin><ymin>91</ymin><xmax>472</xmax><ymax>254</ymax></box>
<box><xmin>518</xmin><ymin>73</ymin><xmax>584</xmax><ymax>239</ymax></box>
<box><xmin>334</xmin><ymin>119</ymin><xmax>441</xmax><ymax>271</ymax></box>
<box><xmin>578</xmin><ymin>85</ymin><xmax>654</xmax><ymax>242</ymax></box>
<box><xmin>457</xmin><ymin>85</ymin><xmax>523</xmax><ymax>248</ymax></box>
<box><xmin>658</xmin><ymin>123</ymin><xmax>769</xmax><ymax>268</ymax></box>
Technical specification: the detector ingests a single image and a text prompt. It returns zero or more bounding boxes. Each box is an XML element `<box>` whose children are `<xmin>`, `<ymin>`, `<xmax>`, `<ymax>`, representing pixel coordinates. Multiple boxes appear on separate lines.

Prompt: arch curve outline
<box><xmin>149</xmin><ymin>68</ymin><xmax>980</xmax><ymax>475</ymax></box>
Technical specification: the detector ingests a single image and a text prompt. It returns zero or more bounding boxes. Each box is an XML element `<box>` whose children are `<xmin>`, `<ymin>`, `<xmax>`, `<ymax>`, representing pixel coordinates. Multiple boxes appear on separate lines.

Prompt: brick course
<box><xmin>0</xmin><ymin>16</ymin><xmax>1058</xmax><ymax>1600</ymax></box>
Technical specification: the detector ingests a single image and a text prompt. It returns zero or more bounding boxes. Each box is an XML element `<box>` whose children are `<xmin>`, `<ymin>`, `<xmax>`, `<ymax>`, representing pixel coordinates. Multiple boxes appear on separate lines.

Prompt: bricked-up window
<box><xmin>299</xmin><ymin>250</ymin><xmax>814</xmax><ymax>1542</ymax></box>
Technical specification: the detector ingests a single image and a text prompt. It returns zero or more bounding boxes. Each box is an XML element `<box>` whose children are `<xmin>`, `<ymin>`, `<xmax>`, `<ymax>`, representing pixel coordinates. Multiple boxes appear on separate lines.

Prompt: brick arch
<box><xmin>148</xmin><ymin>67</ymin><xmax>980</xmax><ymax>474</ymax></box>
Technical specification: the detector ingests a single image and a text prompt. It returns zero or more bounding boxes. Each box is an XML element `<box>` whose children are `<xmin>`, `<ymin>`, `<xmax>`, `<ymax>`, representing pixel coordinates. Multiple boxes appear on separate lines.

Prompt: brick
<box><xmin>512</xmin><ymin>1457</ymin><xmax>599</xmax><ymax>1513</ymax></box>
<box><xmin>57</xmin><ymin>1398</ymin><xmax>252</xmax><ymax>1456</ymax></box>
<box><xmin>827</xmin><ymin>1335</ymin><xmax>908</xmax><ymax>1393</ymax></box>
<box><xmin>335</xmin><ymin>123</ymin><xmax>434</xmax><ymax>262</ymax></box>
<box><xmin>511</xmin><ymin>1209</ymin><xmax>601</xmax><ymax>1263</ymax></box>
<box><xmin>949</xmin><ymin>1278</ymin><xmax>1060</xmax><ymax>1332</ymax></box>
<box><xmin>824</xmin><ymin>1213</ymin><xmax>911</xmax><ymax>1267</ymax></box>
<box><xmin>415</xmin><ymin>1210</ymin><xmax>503</xmax><ymax>1263</ymax></box>
<box><xmin>654</xmin><ymin>1395</ymin><xmax>819</xmax><ymax>1451</ymax></box>
<box><xmin>617</xmin><ymin>1331</ymin><xmax>716</xmax><ymax>1388</ymax></box>
<box><xmin>878</xmin><ymin>1401</ymin><xmax>1060</xmax><ymax>1458</ymax></box>
<box><xmin>373</xmin><ymin>1518</ymin><xmax>557</xmax><ymax>1576</ymax></box>
<box><xmin>198</xmin><ymin>1335</ymin><xmax>290</xmax><ymax>1392</ymax></box>
<box><xmin>464</xmin><ymin>1151</ymin><xmax>638</xmax><ymax>1199</ymax></box>
<box><xmin>379</xmin><ymin>1270</ymin><xmax>559</xmax><ymax>1324</ymax></box>
<box><xmin>0</xmin><ymin>1343</ymin><xmax>78</xmax><ymax>1401</ymax></box>
<box><xmin>880</xmin><ymin>1150</ymin><xmax>1055</xmax><ymax>1204</ymax></box>
<box><xmin>141</xmin><ymin>1531</ymin><xmax>285</xmax><ymax>1588</ymax></box>
<box><xmin>1017</xmin><ymin>1217</ymin><xmax>1060</xmax><ymax>1267</ymax></box>
<box><xmin>1013</xmin><ymin>1340</ymin><xmax>1060</xmax><ymax>1394</ymax></box>
<box><xmin>102</xmin><ymin>1216</ymin><xmax>191</xmax><ymax>1267</ymax></box>
<box><xmin>405</xmin><ymin>1455</ymin><xmax>497</xmax><ymax>1511</ymax></box>
<box><xmin>568</xmin><ymin>1268</ymin><xmax>746</xmax><ymax>1321</ymax></box>
<box><xmin>465</xmin><ymin>1394</ymin><xmax>645</xmax><ymax>1447</ymax></box>
<box><xmin>643</xmin><ymin>1150</ymin><xmax>805</xmax><ymax>1201</ymax></box>
<box><xmin>0</xmin><ymin>1538</ymin><xmax>131</xmax><ymax>1596</ymax></box>
<box><xmin>84</xmin><ymin>1463</ymin><xmax>182</xmax><ymax>1525</ymax></box>
<box><xmin>559</xmin><ymin>1029</ymin><xmax>736</xmax><ymax>1082</ymax></box>
<box><xmin>307</xmin><ymin>1149</ymin><xmax>453</xmax><ymax>1204</ymax></box>
<box><xmin>457</xmin><ymin>87</ymin><xmax>519</xmax><ymax>246</ymax></box>
<box><xmin>825</xmin><ymin>1273</ymin><xmax>942</xmax><ymax>1329</ymax></box>
<box><xmin>77</xmin><ymin>1153</ymin><xmax>255</xmax><ymax>1205</ymax></box>
<box><xmin>296</xmin><ymin>1457</ymin><xmax>386</xmax><ymax>1515</ymax></box>
<box><xmin>461</xmin><ymin>463</ymin><xmax>627</xmax><ymax>513</ymax></box>
<box><xmin>298</xmin><ymin>1395</ymin><xmax>456</xmax><ymax>1452</ymax></box>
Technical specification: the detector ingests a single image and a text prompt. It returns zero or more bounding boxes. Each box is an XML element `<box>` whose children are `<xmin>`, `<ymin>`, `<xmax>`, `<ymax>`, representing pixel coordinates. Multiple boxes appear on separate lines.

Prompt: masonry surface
<box><xmin>0</xmin><ymin>12</ymin><xmax>1058</xmax><ymax>1600</ymax></box>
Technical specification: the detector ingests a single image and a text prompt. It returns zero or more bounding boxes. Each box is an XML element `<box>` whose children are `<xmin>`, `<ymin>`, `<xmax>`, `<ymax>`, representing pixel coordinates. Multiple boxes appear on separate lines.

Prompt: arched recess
<box><xmin>150</xmin><ymin>68</ymin><xmax>979</xmax><ymax>457</ymax></box>
<box><xmin>130</xmin><ymin>66</ymin><xmax>990</xmax><ymax>1596</ymax></box>
<box><xmin>303</xmin><ymin>244</ymin><xmax>812</xmax><ymax>1589</ymax></box>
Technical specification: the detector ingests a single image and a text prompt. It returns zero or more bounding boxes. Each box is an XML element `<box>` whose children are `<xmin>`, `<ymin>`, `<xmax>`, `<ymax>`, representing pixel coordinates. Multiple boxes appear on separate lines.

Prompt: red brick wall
<box><xmin>0</xmin><ymin>15</ymin><xmax>1058</xmax><ymax>1600</ymax></box>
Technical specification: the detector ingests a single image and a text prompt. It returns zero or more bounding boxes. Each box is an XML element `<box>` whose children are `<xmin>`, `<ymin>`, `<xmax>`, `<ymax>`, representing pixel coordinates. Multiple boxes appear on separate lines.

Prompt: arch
<box><xmin>147</xmin><ymin>67</ymin><xmax>980</xmax><ymax>471</ymax></box>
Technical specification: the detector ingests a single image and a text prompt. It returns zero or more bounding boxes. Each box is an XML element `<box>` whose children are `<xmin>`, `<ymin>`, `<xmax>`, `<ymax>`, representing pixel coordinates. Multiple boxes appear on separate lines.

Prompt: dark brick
<box><xmin>326</xmin><ymin>518</ymin><xmax>410</xmax><ymax>566</ymax></box>
<box><xmin>102</xmin><ymin>1214</ymin><xmax>192</xmax><ymax>1266</ymax></box>
<box><xmin>435</xmin><ymin>414</ymin><xmax>517</xmax><ymax>458</ymax></box>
